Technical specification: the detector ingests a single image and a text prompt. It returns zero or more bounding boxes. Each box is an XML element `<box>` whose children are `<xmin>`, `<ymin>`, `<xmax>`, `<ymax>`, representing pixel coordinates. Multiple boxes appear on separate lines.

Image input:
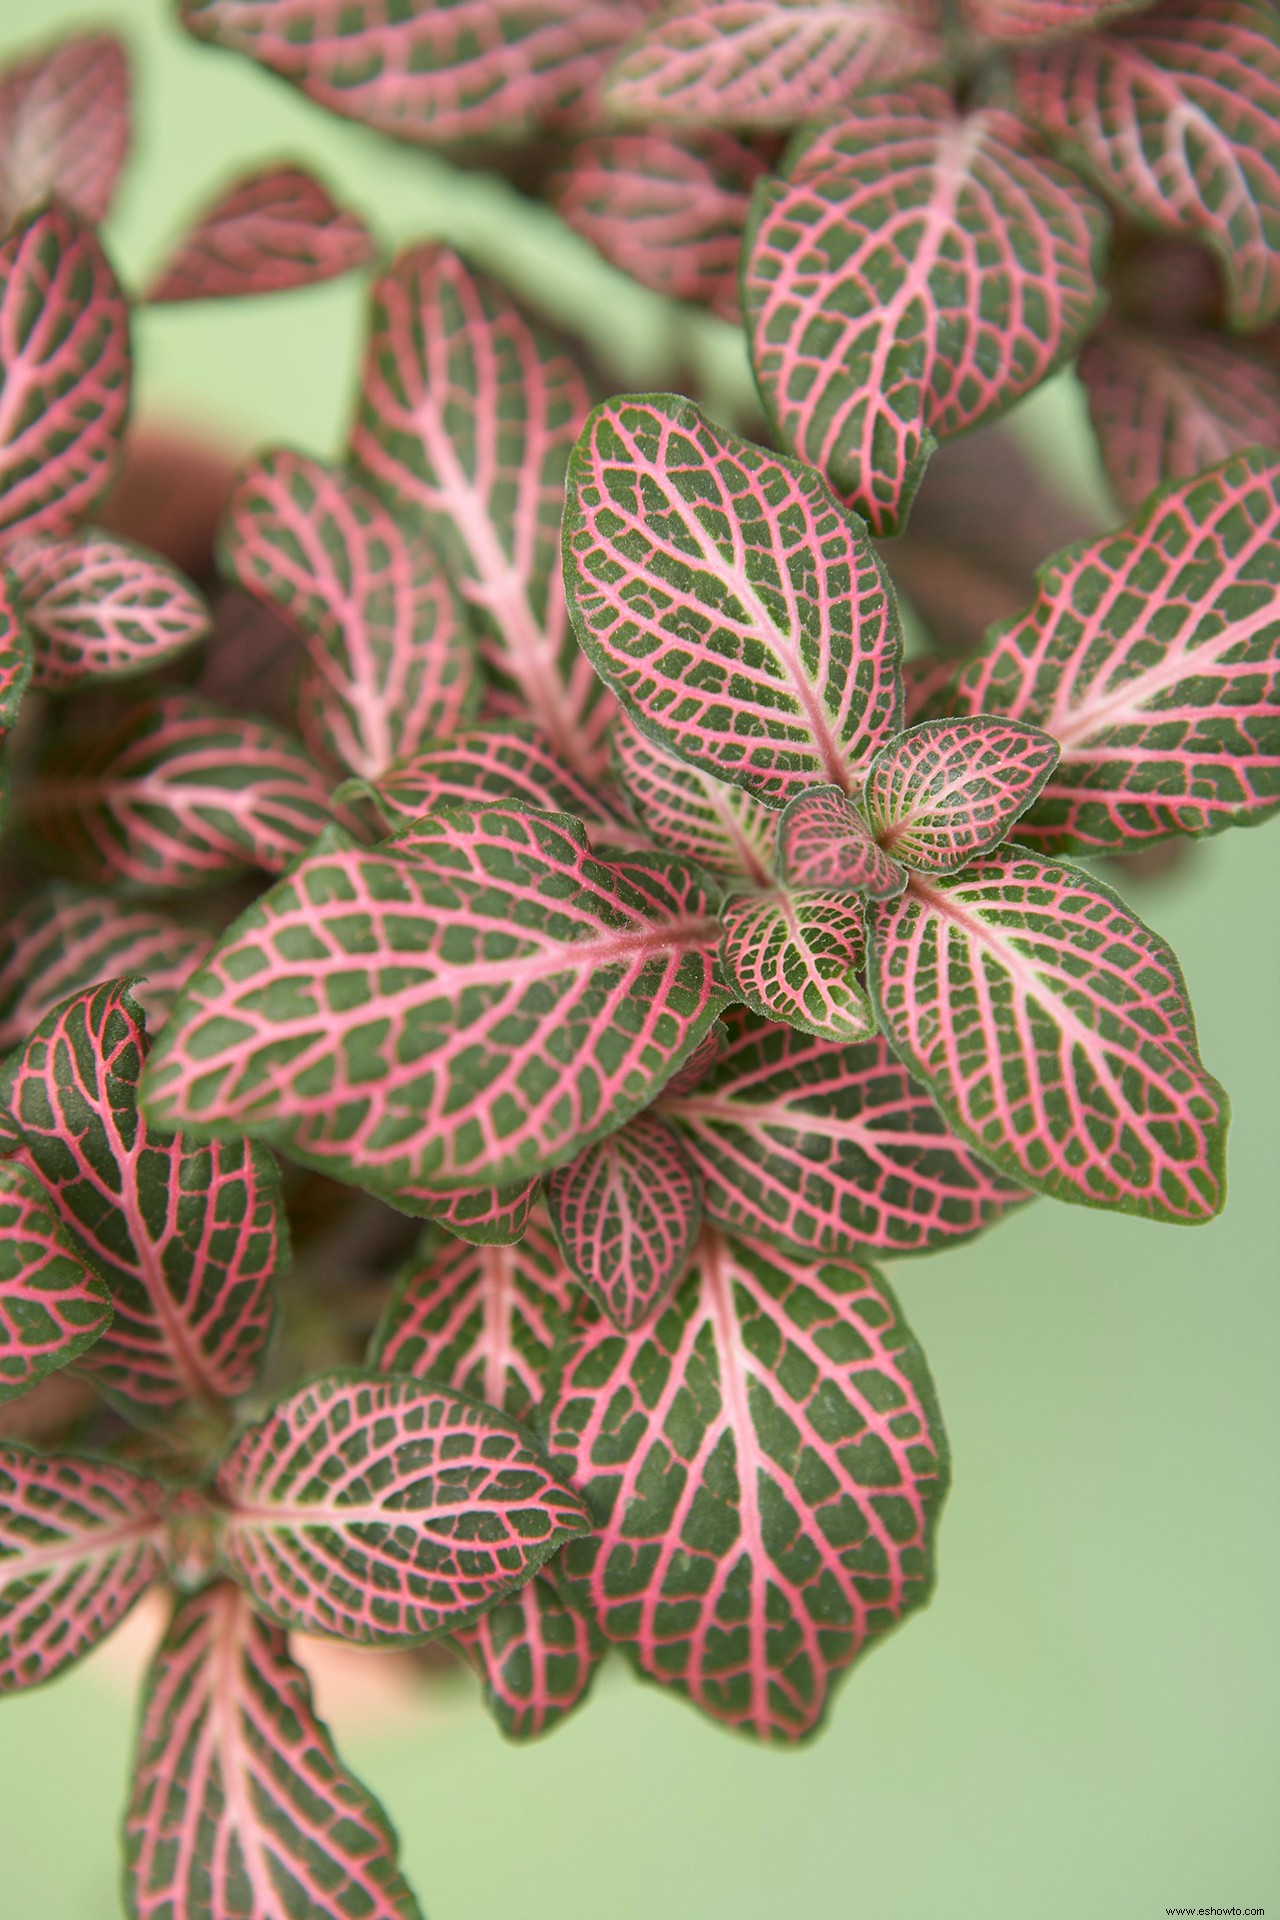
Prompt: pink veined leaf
<box><xmin>0</xmin><ymin>882</ymin><xmax>211</xmax><ymax>1047</ymax></box>
<box><xmin>963</xmin><ymin>0</ymin><xmax>1152</xmax><ymax>41</ymax></box>
<box><xmin>659</xmin><ymin>1005</ymin><xmax>1026</xmax><ymax>1258</ymax></box>
<box><xmin>349</xmin><ymin>245</ymin><xmax>614</xmax><ymax>779</ymax></box>
<box><xmin>450</xmin><ymin>1571</ymin><xmax>602</xmax><ymax>1743</ymax></box>
<box><xmin>551</xmin><ymin>128</ymin><xmax>771</xmax><ymax>321</ymax></box>
<box><xmin>866</xmin><ymin>849</ymin><xmax>1227</xmax><ymax>1220</ymax></box>
<box><xmin>1013</xmin><ymin>0</ymin><xmax>1280</xmax><ymax>329</ymax></box>
<box><xmin>178</xmin><ymin>0</ymin><xmax>646</xmax><ymax>147</ymax></box>
<box><xmin>124</xmin><ymin>1582</ymin><xmax>423</xmax><ymax>1920</ymax></box>
<box><xmin>0</xmin><ymin>205</ymin><xmax>131</xmax><ymax>545</ymax></box>
<box><xmin>220</xmin><ymin>447</ymin><xmax>476</xmax><ymax>781</ymax></box>
<box><xmin>26</xmin><ymin>694</ymin><xmax>343</xmax><ymax>892</ymax></box>
<box><xmin>142</xmin><ymin>808</ymin><xmax>728</xmax><ymax>1198</ymax></box>
<box><xmin>947</xmin><ymin>448</ymin><xmax>1280</xmax><ymax>851</ymax></box>
<box><xmin>612</xmin><ymin>709</ymin><xmax>778</xmax><ymax>884</ymax></box>
<box><xmin>372</xmin><ymin>1206</ymin><xmax>600</xmax><ymax>1735</ymax></box>
<box><xmin>777</xmin><ymin>786</ymin><xmax>906</xmax><ymax>896</ymax></box>
<box><xmin>900</xmin><ymin>653</ymin><xmax>959</xmax><ymax>727</ymax></box>
<box><xmin>215</xmin><ymin>1370</ymin><xmax>590</xmax><ymax>1644</ymax></box>
<box><xmin>147</xmin><ymin>164</ymin><xmax>374</xmax><ymax>304</ymax></box>
<box><xmin>861</xmin><ymin>717</ymin><xmax>1061</xmax><ymax>871</ymax></box>
<box><xmin>604</xmin><ymin>0</ymin><xmax>945</xmax><ymax>129</ymax></box>
<box><xmin>369</xmin><ymin>719</ymin><xmax>643</xmax><ymax>853</ymax></box>
<box><xmin>1079</xmin><ymin>322</ymin><xmax>1280</xmax><ymax>513</ymax></box>
<box><xmin>0</xmin><ymin>31</ymin><xmax>130</xmax><ymax>230</ymax></box>
<box><xmin>373</xmin><ymin>1209</ymin><xmax>576</xmax><ymax>1426</ymax></box>
<box><xmin>0</xmin><ymin>982</ymin><xmax>281</xmax><ymax>1419</ymax></box>
<box><xmin>0</xmin><ymin>1161</ymin><xmax>111</xmax><ymax>1404</ymax></box>
<box><xmin>546</xmin><ymin>1112</ymin><xmax>702</xmax><ymax>1330</ymax></box>
<box><xmin>0</xmin><ymin>566</ymin><xmax>31</xmax><ymax>728</ymax></box>
<box><xmin>719</xmin><ymin>888</ymin><xmax>878</xmax><ymax>1044</ymax></box>
<box><xmin>409</xmin><ymin>1179</ymin><xmax>539</xmax><ymax>1247</ymax></box>
<box><xmin>744</xmin><ymin>83</ymin><xmax>1108</xmax><ymax>534</ymax></box>
<box><xmin>564</xmin><ymin>393</ymin><xmax>903</xmax><ymax>803</ymax></box>
<box><xmin>5</xmin><ymin>528</ymin><xmax>210</xmax><ymax>692</ymax></box>
<box><xmin>547</xmin><ymin>1224</ymin><xmax>948</xmax><ymax>1742</ymax></box>
<box><xmin>0</xmin><ymin>1443</ymin><xmax>166</xmax><ymax>1691</ymax></box>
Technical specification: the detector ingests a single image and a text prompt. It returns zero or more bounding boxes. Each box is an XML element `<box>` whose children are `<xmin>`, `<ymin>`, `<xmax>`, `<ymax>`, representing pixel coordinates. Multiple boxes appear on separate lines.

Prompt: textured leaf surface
<box><xmin>547</xmin><ymin>1226</ymin><xmax>947</xmax><ymax>1741</ymax></box>
<box><xmin>547</xmin><ymin>1113</ymin><xmax>701</xmax><ymax>1330</ymax></box>
<box><xmin>867</xmin><ymin>850</ymin><xmax>1226</xmax><ymax>1219</ymax></box>
<box><xmin>0</xmin><ymin>31</ymin><xmax>130</xmax><ymax>229</ymax></box>
<box><xmin>0</xmin><ymin>1161</ymin><xmax>111</xmax><ymax>1403</ymax></box>
<box><xmin>720</xmin><ymin>888</ymin><xmax>877</xmax><ymax>1044</ymax></box>
<box><xmin>374</xmin><ymin>1211</ymin><xmax>575</xmax><ymax>1426</ymax></box>
<box><xmin>374</xmin><ymin>1208</ymin><xmax>599</xmax><ymax>1736</ymax></box>
<box><xmin>0</xmin><ymin>983</ymin><xmax>280</xmax><ymax>1416</ymax></box>
<box><xmin>660</xmin><ymin>1006</ymin><xmax>1025</xmax><ymax>1257</ymax></box>
<box><xmin>605</xmin><ymin>0</ymin><xmax>943</xmax><ymax>128</ymax></box>
<box><xmin>179</xmin><ymin>0</ymin><xmax>642</xmax><ymax>146</ymax></box>
<box><xmin>0</xmin><ymin>1444</ymin><xmax>165</xmax><ymax>1691</ymax></box>
<box><xmin>28</xmin><ymin>695</ymin><xmax>340</xmax><ymax>891</ymax></box>
<box><xmin>222</xmin><ymin>448</ymin><xmax>474</xmax><ymax>780</ymax></box>
<box><xmin>0</xmin><ymin>884</ymin><xmax>210</xmax><ymax>1048</ymax></box>
<box><xmin>148</xmin><ymin>165</ymin><xmax>374</xmax><ymax>304</ymax></box>
<box><xmin>350</xmin><ymin>245</ymin><xmax>612</xmax><ymax>778</ymax></box>
<box><xmin>0</xmin><ymin>568</ymin><xmax>30</xmax><ymax>727</ymax></box>
<box><xmin>144</xmin><ymin>808</ymin><xmax>727</xmax><ymax>1197</ymax></box>
<box><xmin>371</xmin><ymin>720</ymin><xmax>640</xmax><ymax>852</ymax></box>
<box><xmin>552</xmin><ymin>129</ymin><xmax>768</xmax><ymax>320</ymax></box>
<box><xmin>613</xmin><ymin>710</ymin><xmax>778</xmax><ymax>882</ymax></box>
<box><xmin>1079</xmin><ymin>323</ymin><xmax>1280</xmax><ymax>513</ymax></box>
<box><xmin>949</xmin><ymin>450</ymin><xmax>1280</xmax><ymax>850</ymax></box>
<box><xmin>863</xmin><ymin>718</ymin><xmax>1060</xmax><ymax>871</ymax></box>
<box><xmin>125</xmin><ymin>1583</ymin><xmax>422</xmax><ymax>1920</ymax></box>
<box><xmin>777</xmin><ymin>786</ymin><xmax>905</xmax><ymax>896</ymax></box>
<box><xmin>216</xmin><ymin>1371</ymin><xmax>589</xmax><ymax>1644</ymax></box>
<box><xmin>744</xmin><ymin>84</ymin><xmax>1108</xmax><ymax>534</ymax></box>
<box><xmin>451</xmin><ymin>1572</ymin><xmax>601</xmax><ymax>1742</ymax></box>
<box><xmin>1014</xmin><ymin>0</ymin><xmax>1280</xmax><ymax>328</ymax></box>
<box><xmin>0</xmin><ymin>206</ymin><xmax>131</xmax><ymax>543</ymax></box>
<box><xmin>6</xmin><ymin>529</ymin><xmax>209</xmax><ymax>692</ymax></box>
<box><xmin>564</xmin><ymin>393</ymin><xmax>902</xmax><ymax>801</ymax></box>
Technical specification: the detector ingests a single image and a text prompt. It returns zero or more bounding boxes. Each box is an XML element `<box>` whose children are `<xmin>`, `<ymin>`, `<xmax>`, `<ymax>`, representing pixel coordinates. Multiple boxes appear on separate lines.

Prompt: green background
<box><xmin>0</xmin><ymin>5</ymin><xmax>1276</xmax><ymax>1916</ymax></box>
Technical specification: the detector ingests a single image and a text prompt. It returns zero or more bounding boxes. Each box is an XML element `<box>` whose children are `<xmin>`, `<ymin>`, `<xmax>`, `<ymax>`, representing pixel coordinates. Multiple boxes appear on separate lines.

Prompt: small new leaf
<box><xmin>547</xmin><ymin>1226</ymin><xmax>948</xmax><ymax>1742</ymax></box>
<box><xmin>148</xmin><ymin>165</ymin><xmax>374</xmax><ymax>304</ymax></box>
<box><xmin>0</xmin><ymin>1444</ymin><xmax>165</xmax><ymax>1691</ymax></box>
<box><xmin>125</xmin><ymin>1583</ymin><xmax>422</xmax><ymax>1920</ymax></box>
<box><xmin>451</xmin><ymin>1574</ymin><xmax>602</xmax><ymax>1744</ymax></box>
<box><xmin>564</xmin><ymin>393</ymin><xmax>902</xmax><ymax>802</ymax></box>
<box><xmin>777</xmin><ymin>787</ymin><xmax>906</xmax><ymax>896</ymax></box>
<box><xmin>215</xmin><ymin>1371</ymin><xmax>590</xmax><ymax>1644</ymax></box>
<box><xmin>862</xmin><ymin>717</ymin><xmax>1060</xmax><ymax>871</ymax></box>
<box><xmin>0</xmin><ymin>1161</ymin><xmax>111</xmax><ymax>1403</ymax></box>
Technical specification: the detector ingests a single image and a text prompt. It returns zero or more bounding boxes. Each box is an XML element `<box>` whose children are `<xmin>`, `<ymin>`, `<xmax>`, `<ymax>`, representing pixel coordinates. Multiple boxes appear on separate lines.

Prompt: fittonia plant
<box><xmin>0</xmin><ymin>0</ymin><xmax>1275</xmax><ymax>1910</ymax></box>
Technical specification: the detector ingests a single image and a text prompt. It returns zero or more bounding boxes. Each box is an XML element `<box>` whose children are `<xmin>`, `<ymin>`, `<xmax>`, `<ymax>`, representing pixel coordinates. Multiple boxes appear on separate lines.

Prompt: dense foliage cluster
<box><xmin>0</xmin><ymin>2</ymin><xmax>1276</xmax><ymax>1913</ymax></box>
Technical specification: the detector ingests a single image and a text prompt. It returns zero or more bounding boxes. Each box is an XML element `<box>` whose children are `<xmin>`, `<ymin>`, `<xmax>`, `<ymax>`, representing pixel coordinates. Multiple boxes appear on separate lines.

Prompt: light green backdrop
<box><xmin>0</xmin><ymin>6</ymin><xmax>1276</xmax><ymax>1918</ymax></box>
